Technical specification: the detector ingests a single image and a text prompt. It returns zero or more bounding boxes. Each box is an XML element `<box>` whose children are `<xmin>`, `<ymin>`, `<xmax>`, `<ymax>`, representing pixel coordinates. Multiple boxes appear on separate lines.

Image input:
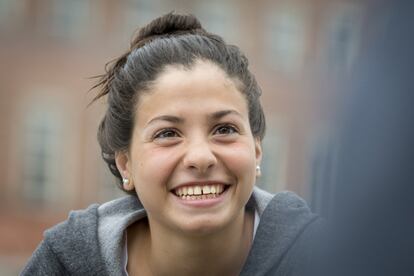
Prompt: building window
<box><xmin>321</xmin><ymin>2</ymin><xmax>363</xmax><ymax>73</ymax></box>
<box><xmin>193</xmin><ymin>0</ymin><xmax>240</xmax><ymax>44</ymax></box>
<box><xmin>21</xmin><ymin>104</ymin><xmax>62</xmax><ymax>205</ymax></box>
<box><xmin>49</xmin><ymin>0</ymin><xmax>92</xmax><ymax>40</ymax></box>
<box><xmin>263</xmin><ymin>3</ymin><xmax>308</xmax><ymax>76</ymax></box>
<box><xmin>122</xmin><ymin>0</ymin><xmax>174</xmax><ymax>40</ymax></box>
<box><xmin>0</xmin><ymin>0</ymin><xmax>26</xmax><ymax>31</ymax></box>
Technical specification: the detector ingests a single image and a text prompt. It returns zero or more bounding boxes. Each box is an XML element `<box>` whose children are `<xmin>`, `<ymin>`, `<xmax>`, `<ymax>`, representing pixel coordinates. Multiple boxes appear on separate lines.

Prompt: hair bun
<box><xmin>131</xmin><ymin>12</ymin><xmax>204</xmax><ymax>49</ymax></box>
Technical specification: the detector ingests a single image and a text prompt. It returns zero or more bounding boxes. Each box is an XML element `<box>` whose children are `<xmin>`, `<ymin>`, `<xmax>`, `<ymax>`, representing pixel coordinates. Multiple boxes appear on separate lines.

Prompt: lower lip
<box><xmin>171</xmin><ymin>186</ymin><xmax>230</xmax><ymax>208</ymax></box>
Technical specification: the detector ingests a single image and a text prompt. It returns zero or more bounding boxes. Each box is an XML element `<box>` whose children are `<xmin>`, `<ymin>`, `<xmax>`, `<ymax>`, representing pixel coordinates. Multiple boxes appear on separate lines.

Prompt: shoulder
<box><xmin>271</xmin><ymin>190</ymin><xmax>313</xmax><ymax>219</ymax></box>
<box><xmin>45</xmin><ymin>202</ymin><xmax>100</xmax><ymax>241</ymax></box>
<box><xmin>242</xmin><ymin>188</ymin><xmax>323</xmax><ymax>276</ymax></box>
<box><xmin>42</xmin><ymin>203</ymin><xmax>106</xmax><ymax>275</ymax></box>
<box><xmin>250</xmin><ymin>186</ymin><xmax>311</xmax><ymax>217</ymax></box>
<box><xmin>251</xmin><ymin>187</ymin><xmax>320</xmax><ymax>252</ymax></box>
<box><xmin>23</xmin><ymin>196</ymin><xmax>141</xmax><ymax>275</ymax></box>
<box><xmin>22</xmin><ymin>203</ymin><xmax>104</xmax><ymax>275</ymax></box>
<box><xmin>256</xmin><ymin>189</ymin><xmax>319</xmax><ymax>240</ymax></box>
<box><xmin>44</xmin><ymin>195</ymin><xmax>141</xmax><ymax>240</ymax></box>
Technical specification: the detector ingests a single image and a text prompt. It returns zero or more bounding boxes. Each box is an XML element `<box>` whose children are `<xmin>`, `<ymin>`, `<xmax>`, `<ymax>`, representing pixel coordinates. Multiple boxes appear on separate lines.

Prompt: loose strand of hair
<box><xmin>87</xmin><ymin>52</ymin><xmax>130</xmax><ymax>106</ymax></box>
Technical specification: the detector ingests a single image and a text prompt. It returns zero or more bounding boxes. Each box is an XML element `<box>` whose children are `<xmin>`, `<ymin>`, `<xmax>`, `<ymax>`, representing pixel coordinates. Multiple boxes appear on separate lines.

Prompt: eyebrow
<box><xmin>146</xmin><ymin>115</ymin><xmax>184</xmax><ymax>126</ymax></box>
<box><xmin>209</xmin><ymin>110</ymin><xmax>243</xmax><ymax>120</ymax></box>
<box><xmin>146</xmin><ymin>109</ymin><xmax>243</xmax><ymax>126</ymax></box>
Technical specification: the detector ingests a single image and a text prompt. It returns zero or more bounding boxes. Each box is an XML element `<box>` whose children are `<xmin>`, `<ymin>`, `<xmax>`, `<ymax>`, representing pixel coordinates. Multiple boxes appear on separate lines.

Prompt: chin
<box><xmin>179</xmin><ymin>222</ymin><xmax>226</xmax><ymax>237</ymax></box>
<box><xmin>173</xmin><ymin>210</ymin><xmax>241</xmax><ymax>237</ymax></box>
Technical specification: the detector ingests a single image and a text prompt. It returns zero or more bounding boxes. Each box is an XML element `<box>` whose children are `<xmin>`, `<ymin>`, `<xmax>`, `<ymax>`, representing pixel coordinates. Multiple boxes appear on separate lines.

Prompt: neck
<box><xmin>128</xmin><ymin>209</ymin><xmax>254</xmax><ymax>276</ymax></box>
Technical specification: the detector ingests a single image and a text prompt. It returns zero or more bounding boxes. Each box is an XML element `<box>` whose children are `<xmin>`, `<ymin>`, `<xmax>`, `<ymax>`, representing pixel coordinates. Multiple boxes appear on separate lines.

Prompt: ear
<box><xmin>115</xmin><ymin>151</ymin><xmax>134</xmax><ymax>191</ymax></box>
<box><xmin>254</xmin><ymin>138</ymin><xmax>262</xmax><ymax>177</ymax></box>
<box><xmin>254</xmin><ymin>138</ymin><xmax>262</xmax><ymax>163</ymax></box>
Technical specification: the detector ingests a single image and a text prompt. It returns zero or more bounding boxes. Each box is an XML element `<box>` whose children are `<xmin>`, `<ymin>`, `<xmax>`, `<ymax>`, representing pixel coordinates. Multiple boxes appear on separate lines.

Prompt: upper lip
<box><xmin>170</xmin><ymin>180</ymin><xmax>230</xmax><ymax>191</ymax></box>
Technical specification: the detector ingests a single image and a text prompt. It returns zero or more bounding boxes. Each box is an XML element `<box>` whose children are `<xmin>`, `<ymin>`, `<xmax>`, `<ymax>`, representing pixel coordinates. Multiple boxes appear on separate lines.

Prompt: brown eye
<box><xmin>154</xmin><ymin>129</ymin><xmax>179</xmax><ymax>139</ymax></box>
<box><xmin>214</xmin><ymin>124</ymin><xmax>238</xmax><ymax>135</ymax></box>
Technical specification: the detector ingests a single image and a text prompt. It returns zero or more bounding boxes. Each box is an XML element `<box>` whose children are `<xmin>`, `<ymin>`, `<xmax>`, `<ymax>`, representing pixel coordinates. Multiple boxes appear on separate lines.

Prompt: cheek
<box><xmin>131</xmin><ymin>147</ymin><xmax>180</xmax><ymax>193</ymax></box>
<box><xmin>139</xmin><ymin>147</ymin><xmax>178</xmax><ymax>172</ymax></box>
<box><xmin>217</xmin><ymin>142</ymin><xmax>257</xmax><ymax>179</ymax></box>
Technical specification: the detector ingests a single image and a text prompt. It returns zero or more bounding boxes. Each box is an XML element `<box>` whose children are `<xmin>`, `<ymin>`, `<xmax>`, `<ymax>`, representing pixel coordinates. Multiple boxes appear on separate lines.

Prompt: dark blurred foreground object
<box><xmin>315</xmin><ymin>0</ymin><xmax>414</xmax><ymax>275</ymax></box>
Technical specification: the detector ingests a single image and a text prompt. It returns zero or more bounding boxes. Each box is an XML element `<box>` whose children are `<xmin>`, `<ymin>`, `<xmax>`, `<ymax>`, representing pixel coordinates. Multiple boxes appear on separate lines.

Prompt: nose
<box><xmin>182</xmin><ymin>137</ymin><xmax>217</xmax><ymax>174</ymax></box>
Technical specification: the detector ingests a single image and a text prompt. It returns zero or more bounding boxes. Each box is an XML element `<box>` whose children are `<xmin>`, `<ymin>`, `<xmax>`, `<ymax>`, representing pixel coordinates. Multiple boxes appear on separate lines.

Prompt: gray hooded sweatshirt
<box><xmin>21</xmin><ymin>187</ymin><xmax>321</xmax><ymax>276</ymax></box>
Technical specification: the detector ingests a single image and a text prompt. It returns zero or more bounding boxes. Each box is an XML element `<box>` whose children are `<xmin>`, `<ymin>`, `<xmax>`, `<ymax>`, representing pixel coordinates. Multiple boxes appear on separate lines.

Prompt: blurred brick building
<box><xmin>0</xmin><ymin>0</ymin><xmax>366</xmax><ymax>273</ymax></box>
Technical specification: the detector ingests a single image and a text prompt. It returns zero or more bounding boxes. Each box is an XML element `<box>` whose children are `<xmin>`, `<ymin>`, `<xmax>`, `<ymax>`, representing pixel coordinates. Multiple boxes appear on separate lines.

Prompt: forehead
<box><xmin>153</xmin><ymin>59</ymin><xmax>241</xmax><ymax>93</ymax></box>
<box><xmin>136</xmin><ymin>59</ymin><xmax>248</xmax><ymax>118</ymax></box>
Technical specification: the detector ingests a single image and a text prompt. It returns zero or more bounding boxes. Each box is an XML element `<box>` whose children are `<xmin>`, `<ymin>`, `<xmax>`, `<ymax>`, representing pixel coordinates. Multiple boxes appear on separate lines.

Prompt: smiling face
<box><xmin>116</xmin><ymin>59</ymin><xmax>262</xmax><ymax>235</ymax></box>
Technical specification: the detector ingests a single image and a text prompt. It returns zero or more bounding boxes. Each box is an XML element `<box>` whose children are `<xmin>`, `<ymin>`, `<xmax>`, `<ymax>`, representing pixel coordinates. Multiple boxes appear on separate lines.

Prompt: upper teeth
<box><xmin>175</xmin><ymin>184</ymin><xmax>224</xmax><ymax>196</ymax></box>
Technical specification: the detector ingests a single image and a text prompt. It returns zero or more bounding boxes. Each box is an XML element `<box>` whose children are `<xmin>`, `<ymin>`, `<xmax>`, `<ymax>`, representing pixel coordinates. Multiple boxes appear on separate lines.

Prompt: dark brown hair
<box><xmin>92</xmin><ymin>12</ymin><xmax>266</xmax><ymax>194</ymax></box>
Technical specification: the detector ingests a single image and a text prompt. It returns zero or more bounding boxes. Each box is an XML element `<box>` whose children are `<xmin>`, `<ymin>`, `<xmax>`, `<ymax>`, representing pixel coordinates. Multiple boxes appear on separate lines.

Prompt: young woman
<box><xmin>22</xmin><ymin>13</ymin><xmax>321</xmax><ymax>276</ymax></box>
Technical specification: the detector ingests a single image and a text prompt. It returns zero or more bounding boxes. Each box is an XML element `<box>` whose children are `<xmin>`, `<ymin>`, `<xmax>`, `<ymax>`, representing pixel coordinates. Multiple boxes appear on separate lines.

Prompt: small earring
<box><xmin>256</xmin><ymin>165</ymin><xmax>261</xmax><ymax>177</ymax></box>
<box><xmin>122</xmin><ymin>178</ymin><xmax>129</xmax><ymax>188</ymax></box>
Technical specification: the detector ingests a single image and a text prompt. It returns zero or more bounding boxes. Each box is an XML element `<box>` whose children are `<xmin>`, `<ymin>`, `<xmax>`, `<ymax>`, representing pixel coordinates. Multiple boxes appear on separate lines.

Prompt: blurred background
<box><xmin>0</xmin><ymin>0</ymin><xmax>375</xmax><ymax>273</ymax></box>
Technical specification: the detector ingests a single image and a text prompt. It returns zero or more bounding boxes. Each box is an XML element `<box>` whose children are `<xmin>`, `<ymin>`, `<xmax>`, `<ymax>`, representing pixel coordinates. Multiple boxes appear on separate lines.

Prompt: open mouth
<box><xmin>172</xmin><ymin>184</ymin><xmax>229</xmax><ymax>200</ymax></box>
